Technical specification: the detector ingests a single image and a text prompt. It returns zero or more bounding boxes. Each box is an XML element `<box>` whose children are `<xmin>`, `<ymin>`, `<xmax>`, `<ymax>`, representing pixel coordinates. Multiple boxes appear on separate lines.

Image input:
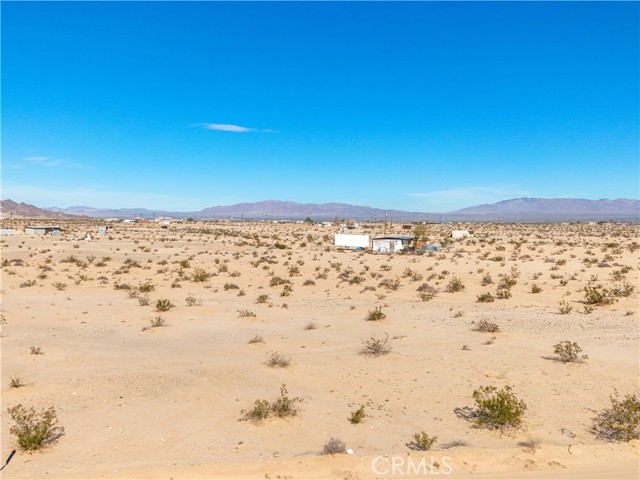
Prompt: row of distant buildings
<box><xmin>334</xmin><ymin>230</ymin><xmax>473</xmax><ymax>253</ymax></box>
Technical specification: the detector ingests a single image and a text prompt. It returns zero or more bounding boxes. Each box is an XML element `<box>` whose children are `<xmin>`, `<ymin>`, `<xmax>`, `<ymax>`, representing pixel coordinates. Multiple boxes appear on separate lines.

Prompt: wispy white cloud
<box><xmin>406</xmin><ymin>186</ymin><xmax>531</xmax><ymax>211</ymax></box>
<box><xmin>24</xmin><ymin>156</ymin><xmax>87</xmax><ymax>168</ymax></box>
<box><xmin>197</xmin><ymin>123</ymin><xmax>274</xmax><ymax>133</ymax></box>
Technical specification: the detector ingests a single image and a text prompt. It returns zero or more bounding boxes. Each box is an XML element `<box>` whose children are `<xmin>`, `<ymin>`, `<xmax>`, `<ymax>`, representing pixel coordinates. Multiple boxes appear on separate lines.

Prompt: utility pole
<box><xmin>384</xmin><ymin>211</ymin><xmax>387</xmax><ymax>236</ymax></box>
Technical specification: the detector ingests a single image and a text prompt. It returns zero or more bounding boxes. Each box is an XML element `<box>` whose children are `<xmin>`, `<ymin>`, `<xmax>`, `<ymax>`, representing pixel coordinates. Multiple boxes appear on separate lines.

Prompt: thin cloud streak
<box><xmin>24</xmin><ymin>156</ymin><xmax>87</xmax><ymax>168</ymax></box>
<box><xmin>197</xmin><ymin>123</ymin><xmax>274</xmax><ymax>133</ymax></box>
<box><xmin>406</xmin><ymin>186</ymin><xmax>531</xmax><ymax>211</ymax></box>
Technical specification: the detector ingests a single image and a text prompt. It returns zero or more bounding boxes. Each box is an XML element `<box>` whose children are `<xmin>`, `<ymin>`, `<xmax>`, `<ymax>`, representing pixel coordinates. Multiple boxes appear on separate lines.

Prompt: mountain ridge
<box><xmin>2</xmin><ymin>197</ymin><xmax>638</xmax><ymax>222</ymax></box>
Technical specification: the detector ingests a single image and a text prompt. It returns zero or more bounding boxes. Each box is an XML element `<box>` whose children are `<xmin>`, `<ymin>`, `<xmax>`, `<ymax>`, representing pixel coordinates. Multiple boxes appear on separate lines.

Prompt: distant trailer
<box><xmin>335</xmin><ymin>234</ymin><xmax>370</xmax><ymax>250</ymax></box>
<box><xmin>372</xmin><ymin>236</ymin><xmax>414</xmax><ymax>253</ymax></box>
<box><xmin>0</xmin><ymin>228</ymin><xmax>15</xmax><ymax>236</ymax></box>
<box><xmin>451</xmin><ymin>230</ymin><xmax>471</xmax><ymax>239</ymax></box>
<box><xmin>25</xmin><ymin>225</ymin><xmax>61</xmax><ymax>235</ymax></box>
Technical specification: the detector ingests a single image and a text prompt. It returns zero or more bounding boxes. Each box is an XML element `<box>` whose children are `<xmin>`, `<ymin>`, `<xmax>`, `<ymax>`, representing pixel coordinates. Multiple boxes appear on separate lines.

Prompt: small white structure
<box><xmin>372</xmin><ymin>236</ymin><xmax>413</xmax><ymax>253</ymax></box>
<box><xmin>451</xmin><ymin>230</ymin><xmax>471</xmax><ymax>239</ymax></box>
<box><xmin>25</xmin><ymin>225</ymin><xmax>61</xmax><ymax>235</ymax></box>
<box><xmin>335</xmin><ymin>233</ymin><xmax>369</xmax><ymax>250</ymax></box>
<box><xmin>0</xmin><ymin>228</ymin><xmax>15</xmax><ymax>236</ymax></box>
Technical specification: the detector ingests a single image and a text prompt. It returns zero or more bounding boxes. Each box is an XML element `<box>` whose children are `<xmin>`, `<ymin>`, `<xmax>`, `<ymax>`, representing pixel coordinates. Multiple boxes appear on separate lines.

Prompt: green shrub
<box><xmin>349</xmin><ymin>405</ymin><xmax>365</xmax><ymax>424</ymax></box>
<box><xmin>407</xmin><ymin>431</ymin><xmax>438</xmax><ymax>451</ymax></box>
<box><xmin>592</xmin><ymin>391</ymin><xmax>640</xmax><ymax>442</ymax></box>
<box><xmin>265</xmin><ymin>351</ymin><xmax>290</xmax><ymax>368</ymax></box>
<box><xmin>558</xmin><ymin>300</ymin><xmax>573</xmax><ymax>314</ymax></box>
<box><xmin>553</xmin><ymin>341</ymin><xmax>588</xmax><ymax>363</ymax></box>
<box><xmin>472</xmin><ymin>385</ymin><xmax>526</xmax><ymax>430</ymax></box>
<box><xmin>155</xmin><ymin>299</ymin><xmax>173</xmax><ymax>311</ymax></box>
<box><xmin>241</xmin><ymin>385</ymin><xmax>301</xmax><ymax>423</ymax></box>
<box><xmin>361</xmin><ymin>333</ymin><xmax>392</xmax><ymax>356</ymax></box>
<box><xmin>474</xmin><ymin>319</ymin><xmax>499</xmax><ymax>333</ymax></box>
<box><xmin>584</xmin><ymin>285</ymin><xmax>614</xmax><ymax>306</ymax></box>
<box><xmin>366</xmin><ymin>306</ymin><xmax>386</xmax><ymax>321</ymax></box>
<box><xmin>445</xmin><ymin>276</ymin><xmax>465</xmax><ymax>293</ymax></box>
<box><xmin>7</xmin><ymin>404</ymin><xmax>61</xmax><ymax>451</ymax></box>
<box><xmin>476</xmin><ymin>292</ymin><xmax>495</xmax><ymax>303</ymax></box>
<box><xmin>192</xmin><ymin>268</ymin><xmax>211</xmax><ymax>282</ymax></box>
<box><xmin>256</xmin><ymin>294</ymin><xmax>269</xmax><ymax>304</ymax></box>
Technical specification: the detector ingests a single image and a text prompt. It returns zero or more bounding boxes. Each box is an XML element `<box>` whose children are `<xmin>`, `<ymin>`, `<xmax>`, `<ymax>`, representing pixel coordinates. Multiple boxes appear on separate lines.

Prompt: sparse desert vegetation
<box><xmin>0</xmin><ymin>220</ymin><xmax>638</xmax><ymax>477</ymax></box>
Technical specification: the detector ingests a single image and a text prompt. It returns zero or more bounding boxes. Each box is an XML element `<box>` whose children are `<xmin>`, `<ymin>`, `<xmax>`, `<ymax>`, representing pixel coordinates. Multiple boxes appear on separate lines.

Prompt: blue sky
<box><xmin>2</xmin><ymin>1</ymin><xmax>638</xmax><ymax>212</ymax></box>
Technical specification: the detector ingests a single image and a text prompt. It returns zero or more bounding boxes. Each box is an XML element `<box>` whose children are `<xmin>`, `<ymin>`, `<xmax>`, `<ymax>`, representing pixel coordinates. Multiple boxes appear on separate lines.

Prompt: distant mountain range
<box><xmin>1</xmin><ymin>197</ymin><xmax>638</xmax><ymax>222</ymax></box>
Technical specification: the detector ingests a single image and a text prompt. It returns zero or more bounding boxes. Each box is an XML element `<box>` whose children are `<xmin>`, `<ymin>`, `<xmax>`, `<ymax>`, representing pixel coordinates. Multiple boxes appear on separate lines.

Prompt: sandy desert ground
<box><xmin>1</xmin><ymin>220</ymin><xmax>638</xmax><ymax>479</ymax></box>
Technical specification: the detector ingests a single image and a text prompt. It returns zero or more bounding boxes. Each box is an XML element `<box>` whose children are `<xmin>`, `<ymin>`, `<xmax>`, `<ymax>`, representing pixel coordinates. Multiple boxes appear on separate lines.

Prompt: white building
<box><xmin>372</xmin><ymin>236</ymin><xmax>413</xmax><ymax>253</ymax></box>
<box><xmin>451</xmin><ymin>230</ymin><xmax>472</xmax><ymax>239</ymax></box>
<box><xmin>335</xmin><ymin>233</ymin><xmax>369</xmax><ymax>250</ymax></box>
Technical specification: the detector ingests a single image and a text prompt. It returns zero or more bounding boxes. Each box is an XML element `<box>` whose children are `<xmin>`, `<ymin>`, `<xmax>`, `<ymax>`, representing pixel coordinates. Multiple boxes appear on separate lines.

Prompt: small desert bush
<box><xmin>303</xmin><ymin>321</ymin><xmax>317</xmax><ymax>330</ymax></box>
<box><xmin>7</xmin><ymin>404</ymin><xmax>61</xmax><ymax>451</ymax></box>
<box><xmin>137</xmin><ymin>281</ymin><xmax>155</xmax><ymax>293</ymax></box>
<box><xmin>592</xmin><ymin>391</ymin><xmax>640</xmax><ymax>442</ymax></box>
<box><xmin>476</xmin><ymin>292</ymin><xmax>495</xmax><ymax>303</ymax></box>
<box><xmin>322</xmin><ymin>437</ymin><xmax>346</xmax><ymax>455</ymax></box>
<box><xmin>530</xmin><ymin>284</ymin><xmax>542</xmax><ymax>293</ymax></box>
<box><xmin>192</xmin><ymin>268</ymin><xmax>211</xmax><ymax>282</ymax></box>
<box><xmin>407</xmin><ymin>431</ymin><xmax>438</xmax><ymax>451</ymax></box>
<box><xmin>10</xmin><ymin>376</ymin><xmax>25</xmax><ymax>389</ymax></box>
<box><xmin>553</xmin><ymin>341</ymin><xmax>588</xmax><ymax>363</ymax></box>
<box><xmin>185</xmin><ymin>295</ymin><xmax>200</xmax><ymax>306</ymax></box>
<box><xmin>155</xmin><ymin>299</ymin><xmax>173</xmax><ymax>312</ymax></box>
<box><xmin>361</xmin><ymin>333</ymin><xmax>392</xmax><ymax>356</ymax></box>
<box><xmin>150</xmin><ymin>316</ymin><xmax>166</xmax><ymax>328</ymax></box>
<box><xmin>495</xmin><ymin>288</ymin><xmax>512</xmax><ymax>299</ymax></box>
<box><xmin>238</xmin><ymin>309</ymin><xmax>256</xmax><ymax>318</ymax></box>
<box><xmin>472</xmin><ymin>385</ymin><xmax>527</xmax><ymax>430</ymax></box>
<box><xmin>349</xmin><ymin>405</ymin><xmax>365</xmax><ymax>424</ymax></box>
<box><xmin>366</xmin><ymin>306</ymin><xmax>386</xmax><ymax>321</ymax></box>
<box><xmin>52</xmin><ymin>282</ymin><xmax>67</xmax><ymax>291</ymax></box>
<box><xmin>241</xmin><ymin>384</ymin><xmax>301</xmax><ymax>423</ymax></box>
<box><xmin>30</xmin><ymin>347</ymin><xmax>43</xmax><ymax>355</ymax></box>
<box><xmin>445</xmin><ymin>276</ymin><xmax>465</xmax><ymax>293</ymax></box>
<box><xmin>256</xmin><ymin>294</ymin><xmax>269</xmax><ymax>304</ymax></box>
<box><xmin>558</xmin><ymin>300</ymin><xmax>573</xmax><ymax>314</ymax></box>
<box><xmin>248</xmin><ymin>335</ymin><xmax>264</xmax><ymax>344</ymax></box>
<box><xmin>474</xmin><ymin>319</ymin><xmax>499</xmax><ymax>333</ymax></box>
<box><xmin>265</xmin><ymin>351</ymin><xmax>290</xmax><ymax>368</ymax></box>
<box><xmin>584</xmin><ymin>284</ymin><xmax>615</xmax><ymax>306</ymax></box>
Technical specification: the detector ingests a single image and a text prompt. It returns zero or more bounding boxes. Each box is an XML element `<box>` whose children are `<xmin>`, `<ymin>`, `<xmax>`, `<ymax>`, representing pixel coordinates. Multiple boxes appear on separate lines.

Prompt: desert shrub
<box><xmin>150</xmin><ymin>316</ymin><xmax>166</xmax><ymax>328</ymax></box>
<box><xmin>592</xmin><ymin>391</ymin><xmax>640</xmax><ymax>442</ymax></box>
<box><xmin>418</xmin><ymin>292</ymin><xmax>435</xmax><ymax>302</ymax></box>
<box><xmin>185</xmin><ymin>295</ymin><xmax>200</xmax><ymax>306</ymax></box>
<box><xmin>366</xmin><ymin>306</ymin><xmax>386</xmax><ymax>321</ymax></box>
<box><xmin>322</xmin><ymin>437</ymin><xmax>346</xmax><ymax>455</ymax></box>
<box><xmin>223</xmin><ymin>283</ymin><xmax>239</xmax><ymax>291</ymax></box>
<box><xmin>553</xmin><ymin>341</ymin><xmax>588</xmax><ymax>363</ymax></box>
<box><xmin>530</xmin><ymin>284</ymin><xmax>542</xmax><ymax>293</ymax></box>
<box><xmin>472</xmin><ymin>385</ymin><xmax>527</xmax><ymax>430</ymax></box>
<box><xmin>10</xmin><ymin>376</ymin><xmax>24</xmax><ymax>389</ymax></box>
<box><xmin>407</xmin><ymin>431</ymin><xmax>438</xmax><ymax>451</ymax></box>
<box><xmin>611</xmin><ymin>281</ymin><xmax>635</xmax><ymax>298</ymax></box>
<box><xmin>476</xmin><ymin>292</ymin><xmax>494</xmax><ymax>303</ymax></box>
<box><xmin>271</xmin><ymin>384</ymin><xmax>301</xmax><ymax>418</ymax></box>
<box><xmin>303</xmin><ymin>321</ymin><xmax>317</xmax><ymax>330</ymax></box>
<box><xmin>248</xmin><ymin>335</ymin><xmax>264</xmax><ymax>344</ymax></box>
<box><xmin>445</xmin><ymin>276</ymin><xmax>465</xmax><ymax>293</ymax></box>
<box><xmin>52</xmin><ymin>282</ymin><xmax>67</xmax><ymax>291</ymax></box>
<box><xmin>241</xmin><ymin>399</ymin><xmax>271</xmax><ymax>423</ymax></box>
<box><xmin>138</xmin><ymin>294</ymin><xmax>150</xmax><ymax>306</ymax></box>
<box><xmin>416</xmin><ymin>283</ymin><xmax>437</xmax><ymax>294</ymax></box>
<box><xmin>481</xmin><ymin>273</ymin><xmax>493</xmax><ymax>286</ymax></box>
<box><xmin>474</xmin><ymin>319</ymin><xmax>499</xmax><ymax>333</ymax></box>
<box><xmin>361</xmin><ymin>333</ymin><xmax>392</xmax><ymax>356</ymax></box>
<box><xmin>192</xmin><ymin>268</ymin><xmax>211</xmax><ymax>282</ymax></box>
<box><xmin>558</xmin><ymin>300</ymin><xmax>573</xmax><ymax>314</ymax></box>
<box><xmin>265</xmin><ymin>351</ymin><xmax>290</xmax><ymax>368</ymax></box>
<box><xmin>7</xmin><ymin>404</ymin><xmax>61</xmax><ymax>451</ymax></box>
<box><xmin>584</xmin><ymin>285</ymin><xmax>614</xmax><ymax>306</ymax></box>
<box><xmin>137</xmin><ymin>281</ymin><xmax>155</xmax><ymax>293</ymax></box>
<box><xmin>238</xmin><ymin>309</ymin><xmax>256</xmax><ymax>318</ymax></box>
<box><xmin>155</xmin><ymin>299</ymin><xmax>173</xmax><ymax>312</ymax></box>
<box><xmin>349</xmin><ymin>405</ymin><xmax>365</xmax><ymax>424</ymax></box>
<box><xmin>495</xmin><ymin>288</ymin><xmax>512</xmax><ymax>299</ymax></box>
<box><xmin>30</xmin><ymin>347</ymin><xmax>43</xmax><ymax>355</ymax></box>
<box><xmin>497</xmin><ymin>275</ymin><xmax>517</xmax><ymax>290</ymax></box>
<box><xmin>256</xmin><ymin>294</ymin><xmax>269</xmax><ymax>304</ymax></box>
<box><xmin>280</xmin><ymin>284</ymin><xmax>293</xmax><ymax>297</ymax></box>
<box><xmin>302</xmin><ymin>279</ymin><xmax>316</xmax><ymax>286</ymax></box>
<box><xmin>378</xmin><ymin>278</ymin><xmax>401</xmax><ymax>290</ymax></box>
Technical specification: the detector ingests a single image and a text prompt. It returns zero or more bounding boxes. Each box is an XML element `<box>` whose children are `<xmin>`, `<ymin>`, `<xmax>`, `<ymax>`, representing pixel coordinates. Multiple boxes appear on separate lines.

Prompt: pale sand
<box><xmin>1</xmin><ymin>221</ymin><xmax>638</xmax><ymax>479</ymax></box>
